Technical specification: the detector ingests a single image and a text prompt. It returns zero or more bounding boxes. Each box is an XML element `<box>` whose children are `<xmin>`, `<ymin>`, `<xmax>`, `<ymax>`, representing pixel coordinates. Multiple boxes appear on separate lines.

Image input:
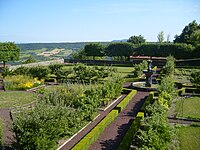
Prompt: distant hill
<box><xmin>111</xmin><ymin>39</ymin><xmax>128</xmax><ymax>42</ymax></box>
<box><xmin>17</xmin><ymin>42</ymin><xmax>110</xmax><ymax>51</ymax></box>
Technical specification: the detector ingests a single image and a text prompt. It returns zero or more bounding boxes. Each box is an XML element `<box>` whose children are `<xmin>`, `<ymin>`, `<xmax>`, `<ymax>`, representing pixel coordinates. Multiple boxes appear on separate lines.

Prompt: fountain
<box><xmin>131</xmin><ymin>59</ymin><xmax>158</xmax><ymax>91</ymax></box>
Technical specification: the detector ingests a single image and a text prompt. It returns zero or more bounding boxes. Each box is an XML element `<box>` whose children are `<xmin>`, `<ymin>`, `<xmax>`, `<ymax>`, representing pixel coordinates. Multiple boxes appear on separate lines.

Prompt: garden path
<box><xmin>89</xmin><ymin>91</ymin><xmax>149</xmax><ymax>150</ymax></box>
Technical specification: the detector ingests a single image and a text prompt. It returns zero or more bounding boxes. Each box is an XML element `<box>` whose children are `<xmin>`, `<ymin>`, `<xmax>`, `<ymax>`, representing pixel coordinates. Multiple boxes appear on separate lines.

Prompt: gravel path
<box><xmin>89</xmin><ymin>91</ymin><xmax>149</xmax><ymax>150</ymax></box>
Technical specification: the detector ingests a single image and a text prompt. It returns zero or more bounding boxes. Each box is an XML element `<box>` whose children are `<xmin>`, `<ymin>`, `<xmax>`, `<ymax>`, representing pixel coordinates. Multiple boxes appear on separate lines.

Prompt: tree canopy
<box><xmin>127</xmin><ymin>35</ymin><xmax>146</xmax><ymax>45</ymax></box>
<box><xmin>157</xmin><ymin>31</ymin><xmax>164</xmax><ymax>43</ymax></box>
<box><xmin>0</xmin><ymin>42</ymin><xmax>20</xmax><ymax>67</ymax></box>
<box><xmin>84</xmin><ymin>43</ymin><xmax>105</xmax><ymax>59</ymax></box>
<box><xmin>174</xmin><ymin>20</ymin><xmax>200</xmax><ymax>45</ymax></box>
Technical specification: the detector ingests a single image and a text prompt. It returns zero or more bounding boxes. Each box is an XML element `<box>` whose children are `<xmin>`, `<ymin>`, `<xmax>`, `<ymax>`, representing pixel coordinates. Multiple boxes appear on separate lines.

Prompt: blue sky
<box><xmin>0</xmin><ymin>0</ymin><xmax>200</xmax><ymax>43</ymax></box>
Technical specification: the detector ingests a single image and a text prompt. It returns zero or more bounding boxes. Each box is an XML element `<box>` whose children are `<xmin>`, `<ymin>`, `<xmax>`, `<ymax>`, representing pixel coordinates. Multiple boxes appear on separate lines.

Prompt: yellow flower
<box><xmin>24</xmin><ymin>81</ymin><xmax>33</xmax><ymax>88</ymax></box>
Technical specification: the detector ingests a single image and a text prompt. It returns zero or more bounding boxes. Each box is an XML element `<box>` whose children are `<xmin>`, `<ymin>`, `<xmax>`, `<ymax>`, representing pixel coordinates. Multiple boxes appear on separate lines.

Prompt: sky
<box><xmin>0</xmin><ymin>0</ymin><xmax>200</xmax><ymax>43</ymax></box>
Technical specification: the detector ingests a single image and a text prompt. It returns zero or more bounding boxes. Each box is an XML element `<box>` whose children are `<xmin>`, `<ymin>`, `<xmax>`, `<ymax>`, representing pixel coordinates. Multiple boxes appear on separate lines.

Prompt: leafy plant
<box><xmin>133</xmin><ymin>60</ymin><xmax>148</xmax><ymax>77</ymax></box>
<box><xmin>190</xmin><ymin>70</ymin><xmax>200</xmax><ymax>88</ymax></box>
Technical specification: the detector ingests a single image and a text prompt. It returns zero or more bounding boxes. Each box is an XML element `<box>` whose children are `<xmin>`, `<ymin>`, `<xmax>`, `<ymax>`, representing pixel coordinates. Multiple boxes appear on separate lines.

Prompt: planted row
<box><xmin>12</xmin><ymin>75</ymin><xmax>123</xmax><ymax>149</ymax></box>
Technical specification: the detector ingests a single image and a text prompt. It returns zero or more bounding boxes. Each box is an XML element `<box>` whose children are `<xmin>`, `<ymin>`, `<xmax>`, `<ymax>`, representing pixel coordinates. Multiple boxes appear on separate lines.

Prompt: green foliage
<box><xmin>115</xmin><ymin>90</ymin><xmax>137</xmax><ymax>113</ymax></box>
<box><xmin>105</xmin><ymin>42</ymin><xmax>135</xmax><ymax>60</ymax></box>
<box><xmin>84</xmin><ymin>43</ymin><xmax>105</xmax><ymax>59</ymax></box>
<box><xmin>190</xmin><ymin>70</ymin><xmax>200</xmax><ymax>88</ymax></box>
<box><xmin>0</xmin><ymin>42</ymin><xmax>20</xmax><ymax>67</ymax></box>
<box><xmin>23</xmin><ymin>56</ymin><xmax>36</xmax><ymax>64</ymax></box>
<box><xmin>158</xmin><ymin>75</ymin><xmax>175</xmax><ymax>96</ymax></box>
<box><xmin>28</xmin><ymin>66</ymin><xmax>50</xmax><ymax>80</ymax></box>
<box><xmin>72</xmin><ymin>110</ymin><xmax>118</xmax><ymax>150</ymax></box>
<box><xmin>127</xmin><ymin>35</ymin><xmax>146</xmax><ymax>45</ymax></box>
<box><xmin>157</xmin><ymin>31</ymin><xmax>165</xmax><ymax>43</ymax></box>
<box><xmin>13</xmin><ymin>103</ymin><xmax>84</xmax><ymax>150</ymax></box>
<box><xmin>133</xmin><ymin>60</ymin><xmax>148</xmax><ymax>77</ymax></box>
<box><xmin>3</xmin><ymin>75</ymin><xmax>43</xmax><ymax>90</ymax></box>
<box><xmin>140</xmin><ymin>92</ymin><xmax>154</xmax><ymax>112</ymax></box>
<box><xmin>158</xmin><ymin>91</ymin><xmax>173</xmax><ymax>110</ymax></box>
<box><xmin>135</xmin><ymin>43</ymin><xmax>196</xmax><ymax>59</ymax></box>
<box><xmin>118</xmin><ymin>117</ymin><xmax>141</xmax><ymax>150</ymax></box>
<box><xmin>162</xmin><ymin>56</ymin><xmax>175</xmax><ymax>76</ymax></box>
<box><xmin>12</xmin><ymin>66</ymin><xmax>29</xmax><ymax>76</ymax></box>
<box><xmin>174</xmin><ymin>20</ymin><xmax>200</xmax><ymax>46</ymax></box>
<box><xmin>2</xmin><ymin>67</ymin><xmax>12</xmax><ymax>78</ymax></box>
<box><xmin>137</xmin><ymin>103</ymin><xmax>174</xmax><ymax>150</ymax></box>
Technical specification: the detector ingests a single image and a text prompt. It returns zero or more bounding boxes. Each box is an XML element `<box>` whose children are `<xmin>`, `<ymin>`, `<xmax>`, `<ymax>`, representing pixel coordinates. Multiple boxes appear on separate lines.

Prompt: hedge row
<box><xmin>72</xmin><ymin>89</ymin><xmax>137</xmax><ymax>150</ymax></box>
<box><xmin>115</xmin><ymin>90</ymin><xmax>137</xmax><ymax>113</ymax></box>
<box><xmin>118</xmin><ymin>116</ymin><xmax>142</xmax><ymax>150</ymax></box>
<box><xmin>140</xmin><ymin>92</ymin><xmax>154</xmax><ymax>112</ymax></box>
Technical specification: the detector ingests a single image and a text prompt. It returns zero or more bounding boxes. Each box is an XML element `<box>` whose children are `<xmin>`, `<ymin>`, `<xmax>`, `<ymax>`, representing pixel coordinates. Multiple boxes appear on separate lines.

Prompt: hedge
<box><xmin>140</xmin><ymin>92</ymin><xmax>154</xmax><ymax>112</ymax></box>
<box><xmin>117</xmin><ymin>116</ymin><xmax>141</xmax><ymax>150</ymax></box>
<box><xmin>115</xmin><ymin>90</ymin><xmax>137</xmax><ymax>113</ymax></box>
<box><xmin>176</xmin><ymin>88</ymin><xmax>185</xmax><ymax>95</ymax></box>
<box><xmin>72</xmin><ymin>109</ymin><xmax>118</xmax><ymax>150</ymax></box>
<box><xmin>72</xmin><ymin>89</ymin><xmax>137</xmax><ymax>150</ymax></box>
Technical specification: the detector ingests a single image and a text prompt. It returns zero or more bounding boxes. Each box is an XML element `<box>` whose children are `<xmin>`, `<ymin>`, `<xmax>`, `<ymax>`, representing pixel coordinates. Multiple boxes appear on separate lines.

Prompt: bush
<box><xmin>190</xmin><ymin>70</ymin><xmax>200</xmax><ymax>88</ymax></box>
<box><xmin>118</xmin><ymin>117</ymin><xmax>141</xmax><ymax>150</ymax></box>
<box><xmin>158</xmin><ymin>91</ymin><xmax>173</xmax><ymax>110</ymax></box>
<box><xmin>72</xmin><ymin>110</ymin><xmax>118</xmax><ymax>150</ymax></box>
<box><xmin>28</xmin><ymin>66</ymin><xmax>50</xmax><ymax>80</ymax></box>
<box><xmin>137</xmin><ymin>103</ymin><xmax>174</xmax><ymax>150</ymax></box>
<box><xmin>158</xmin><ymin>75</ymin><xmax>175</xmax><ymax>96</ymax></box>
<box><xmin>133</xmin><ymin>60</ymin><xmax>147</xmax><ymax>77</ymax></box>
<box><xmin>162</xmin><ymin>56</ymin><xmax>175</xmax><ymax>76</ymax></box>
<box><xmin>3</xmin><ymin>75</ymin><xmax>44</xmax><ymax>90</ymax></box>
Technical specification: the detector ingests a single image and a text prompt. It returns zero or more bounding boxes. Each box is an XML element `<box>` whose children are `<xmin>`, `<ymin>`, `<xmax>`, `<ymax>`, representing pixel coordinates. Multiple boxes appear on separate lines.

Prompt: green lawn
<box><xmin>0</xmin><ymin>91</ymin><xmax>37</xmax><ymax>108</ymax></box>
<box><xmin>178</xmin><ymin>126</ymin><xmax>200</xmax><ymax>150</ymax></box>
<box><xmin>176</xmin><ymin>96</ymin><xmax>200</xmax><ymax>119</ymax></box>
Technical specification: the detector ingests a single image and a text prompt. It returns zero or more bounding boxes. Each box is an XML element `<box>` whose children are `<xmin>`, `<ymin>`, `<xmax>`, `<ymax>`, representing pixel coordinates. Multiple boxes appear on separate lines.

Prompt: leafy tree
<box><xmin>24</xmin><ymin>56</ymin><xmax>36</xmax><ymax>64</ymax></box>
<box><xmin>72</xmin><ymin>49</ymin><xmax>87</xmax><ymax>60</ymax></box>
<box><xmin>174</xmin><ymin>20</ymin><xmax>200</xmax><ymax>45</ymax></box>
<box><xmin>105</xmin><ymin>42</ymin><xmax>134</xmax><ymax>60</ymax></box>
<box><xmin>0</xmin><ymin>42</ymin><xmax>20</xmax><ymax>67</ymax></box>
<box><xmin>157</xmin><ymin>31</ymin><xmax>164</xmax><ymax>43</ymax></box>
<box><xmin>190</xmin><ymin>29</ymin><xmax>200</xmax><ymax>46</ymax></box>
<box><xmin>127</xmin><ymin>35</ymin><xmax>146</xmax><ymax>45</ymax></box>
<box><xmin>84</xmin><ymin>43</ymin><xmax>105</xmax><ymax>59</ymax></box>
<box><xmin>190</xmin><ymin>70</ymin><xmax>200</xmax><ymax>88</ymax></box>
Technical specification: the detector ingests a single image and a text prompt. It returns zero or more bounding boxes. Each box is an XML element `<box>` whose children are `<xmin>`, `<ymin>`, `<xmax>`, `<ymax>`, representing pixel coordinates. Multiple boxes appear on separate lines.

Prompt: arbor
<box><xmin>84</xmin><ymin>43</ymin><xmax>105</xmax><ymax>59</ymax></box>
<box><xmin>127</xmin><ymin>35</ymin><xmax>146</xmax><ymax>45</ymax></box>
<box><xmin>174</xmin><ymin>20</ymin><xmax>200</xmax><ymax>45</ymax></box>
<box><xmin>0</xmin><ymin>42</ymin><xmax>20</xmax><ymax>67</ymax></box>
<box><xmin>157</xmin><ymin>31</ymin><xmax>164</xmax><ymax>43</ymax></box>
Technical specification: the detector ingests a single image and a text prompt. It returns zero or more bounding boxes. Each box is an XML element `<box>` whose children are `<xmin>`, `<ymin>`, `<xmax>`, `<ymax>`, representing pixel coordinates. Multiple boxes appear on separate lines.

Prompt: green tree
<box><xmin>84</xmin><ymin>43</ymin><xmax>105</xmax><ymax>59</ymax></box>
<box><xmin>105</xmin><ymin>42</ymin><xmax>134</xmax><ymax>60</ymax></box>
<box><xmin>0</xmin><ymin>42</ymin><xmax>20</xmax><ymax>67</ymax></box>
<box><xmin>157</xmin><ymin>31</ymin><xmax>164</xmax><ymax>43</ymax></box>
<box><xmin>24</xmin><ymin>56</ymin><xmax>36</xmax><ymax>64</ymax></box>
<box><xmin>174</xmin><ymin>20</ymin><xmax>200</xmax><ymax>45</ymax></box>
<box><xmin>190</xmin><ymin>29</ymin><xmax>200</xmax><ymax>46</ymax></box>
<box><xmin>127</xmin><ymin>35</ymin><xmax>146</xmax><ymax>45</ymax></box>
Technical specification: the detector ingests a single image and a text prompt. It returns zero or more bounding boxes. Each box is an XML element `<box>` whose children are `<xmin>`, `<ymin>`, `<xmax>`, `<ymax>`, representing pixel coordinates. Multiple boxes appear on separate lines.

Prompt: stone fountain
<box><xmin>143</xmin><ymin>59</ymin><xmax>153</xmax><ymax>87</ymax></box>
<box><xmin>131</xmin><ymin>59</ymin><xmax>158</xmax><ymax>91</ymax></box>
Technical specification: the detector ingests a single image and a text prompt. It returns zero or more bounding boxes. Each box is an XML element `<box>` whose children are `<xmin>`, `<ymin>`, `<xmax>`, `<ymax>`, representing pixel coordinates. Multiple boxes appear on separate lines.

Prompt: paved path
<box><xmin>89</xmin><ymin>91</ymin><xmax>149</xmax><ymax>150</ymax></box>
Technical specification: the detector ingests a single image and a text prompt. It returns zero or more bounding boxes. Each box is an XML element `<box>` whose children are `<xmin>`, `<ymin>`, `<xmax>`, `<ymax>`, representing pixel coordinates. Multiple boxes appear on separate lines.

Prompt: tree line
<box><xmin>73</xmin><ymin>20</ymin><xmax>200</xmax><ymax>60</ymax></box>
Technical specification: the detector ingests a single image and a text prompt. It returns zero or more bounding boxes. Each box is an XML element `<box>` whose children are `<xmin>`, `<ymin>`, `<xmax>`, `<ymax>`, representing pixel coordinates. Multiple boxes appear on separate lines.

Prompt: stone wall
<box><xmin>8</xmin><ymin>58</ymin><xmax>64</xmax><ymax>70</ymax></box>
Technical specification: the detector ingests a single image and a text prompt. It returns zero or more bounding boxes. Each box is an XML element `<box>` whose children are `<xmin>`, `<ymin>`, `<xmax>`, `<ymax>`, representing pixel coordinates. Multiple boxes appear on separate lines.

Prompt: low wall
<box><xmin>8</xmin><ymin>59</ymin><xmax>64</xmax><ymax>70</ymax></box>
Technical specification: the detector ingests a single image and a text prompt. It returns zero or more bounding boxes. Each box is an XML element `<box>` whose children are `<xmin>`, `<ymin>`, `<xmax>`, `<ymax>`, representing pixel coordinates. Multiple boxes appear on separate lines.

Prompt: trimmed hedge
<box><xmin>72</xmin><ymin>89</ymin><xmax>138</xmax><ymax>150</ymax></box>
<box><xmin>176</xmin><ymin>88</ymin><xmax>185</xmax><ymax>95</ymax></box>
<box><xmin>118</xmin><ymin>116</ymin><xmax>141</xmax><ymax>150</ymax></box>
<box><xmin>115</xmin><ymin>90</ymin><xmax>137</xmax><ymax>113</ymax></box>
<box><xmin>140</xmin><ymin>92</ymin><xmax>154</xmax><ymax>112</ymax></box>
<box><xmin>72</xmin><ymin>110</ymin><xmax>118</xmax><ymax>150</ymax></box>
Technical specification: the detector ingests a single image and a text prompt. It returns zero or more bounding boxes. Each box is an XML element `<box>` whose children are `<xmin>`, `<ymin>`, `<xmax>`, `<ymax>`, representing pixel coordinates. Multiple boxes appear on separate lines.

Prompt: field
<box><xmin>0</xmin><ymin>91</ymin><xmax>36</xmax><ymax>108</ymax></box>
<box><xmin>178</xmin><ymin>126</ymin><xmax>200</xmax><ymax>150</ymax></box>
<box><xmin>175</xmin><ymin>96</ymin><xmax>200</xmax><ymax>119</ymax></box>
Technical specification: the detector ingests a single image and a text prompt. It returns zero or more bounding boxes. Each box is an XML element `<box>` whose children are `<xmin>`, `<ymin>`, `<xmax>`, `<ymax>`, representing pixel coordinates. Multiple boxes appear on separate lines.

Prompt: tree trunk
<box><xmin>3</xmin><ymin>61</ymin><xmax>6</xmax><ymax>68</ymax></box>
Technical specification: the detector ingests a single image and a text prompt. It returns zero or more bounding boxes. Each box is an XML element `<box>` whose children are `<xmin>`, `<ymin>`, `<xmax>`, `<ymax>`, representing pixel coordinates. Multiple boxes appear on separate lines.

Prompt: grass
<box><xmin>178</xmin><ymin>126</ymin><xmax>200</xmax><ymax>150</ymax></box>
<box><xmin>0</xmin><ymin>91</ymin><xmax>37</xmax><ymax>108</ymax></box>
<box><xmin>176</xmin><ymin>96</ymin><xmax>200</xmax><ymax>119</ymax></box>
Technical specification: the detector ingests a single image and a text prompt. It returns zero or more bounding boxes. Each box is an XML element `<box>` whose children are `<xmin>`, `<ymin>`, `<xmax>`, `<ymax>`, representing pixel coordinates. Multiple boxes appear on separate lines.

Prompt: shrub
<box><xmin>28</xmin><ymin>66</ymin><xmax>50</xmax><ymax>79</ymax></box>
<box><xmin>158</xmin><ymin>75</ymin><xmax>175</xmax><ymax>96</ymax></box>
<box><xmin>137</xmin><ymin>103</ymin><xmax>174</xmax><ymax>150</ymax></box>
<box><xmin>190</xmin><ymin>70</ymin><xmax>200</xmax><ymax>88</ymax></box>
<box><xmin>158</xmin><ymin>91</ymin><xmax>173</xmax><ymax>110</ymax></box>
<box><xmin>13</xmin><ymin>103</ymin><xmax>84</xmax><ymax>150</ymax></box>
<box><xmin>3</xmin><ymin>75</ymin><xmax>44</xmax><ymax>90</ymax></box>
<box><xmin>162</xmin><ymin>56</ymin><xmax>175</xmax><ymax>76</ymax></box>
<box><xmin>133</xmin><ymin>60</ymin><xmax>147</xmax><ymax>77</ymax></box>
